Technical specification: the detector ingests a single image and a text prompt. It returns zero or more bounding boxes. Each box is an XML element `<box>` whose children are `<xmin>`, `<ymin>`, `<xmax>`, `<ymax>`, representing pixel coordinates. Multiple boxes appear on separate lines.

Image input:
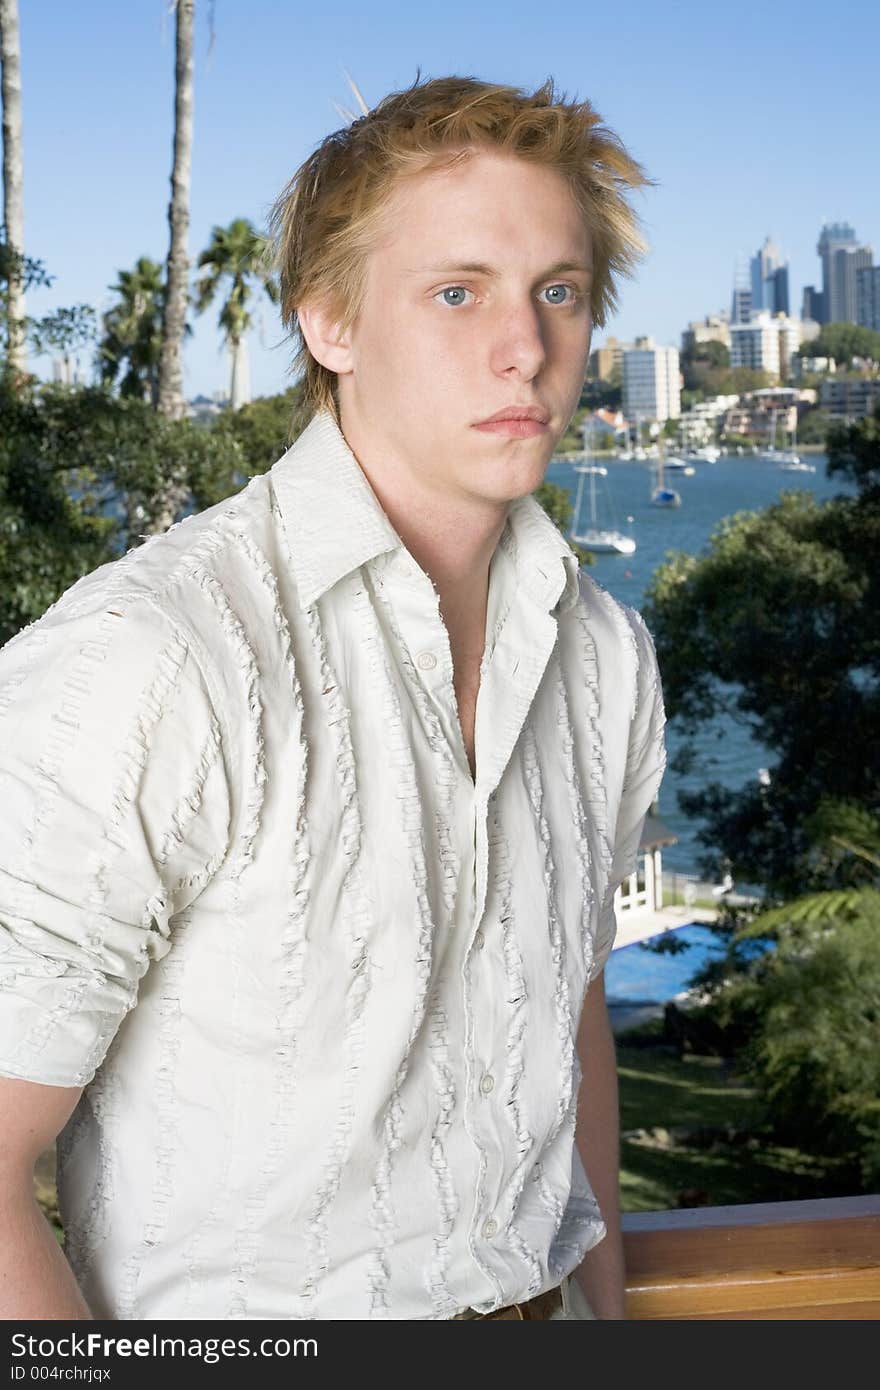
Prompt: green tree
<box><xmin>798</xmin><ymin>323</ymin><xmax>880</xmax><ymax>366</ymax></box>
<box><xmin>697</xmin><ymin>806</ymin><xmax>880</xmax><ymax>1185</ymax></box>
<box><xmin>0</xmin><ymin>380</ymin><xmax>244</xmax><ymax>643</ymax></box>
<box><xmin>796</xmin><ymin>407</ymin><xmax>832</xmax><ymax>446</ymax></box>
<box><xmin>826</xmin><ymin>401</ymin><xmax>880</xmax><ymax>499</ymax></box>
<box><xmin>194</xmin><ymin>217</ymin><xmax>279</xmax><ymax>408</ymax></box>
<box><xmin>579</xmin><ymin>375</ymin><xmax>622</xmax><ymax>411</ymax></box>
<box><xmin>97</xmin><ymin>258</ymin><xmax>178</xmax><ymax>405</ymax></box>
<box><xmin>642</xmin><ymin>402</ymin><xmax>880</xmax><ymax>894</ymax></box>
<box><xmin>214</xmin><ymin>383</ymin><xmax>309</xmax><ymax>472</ymax></box>
<box><xmin>680</xmin><ymin>338</ymin><xmax>730</xmax><ymax>394</ymax></box>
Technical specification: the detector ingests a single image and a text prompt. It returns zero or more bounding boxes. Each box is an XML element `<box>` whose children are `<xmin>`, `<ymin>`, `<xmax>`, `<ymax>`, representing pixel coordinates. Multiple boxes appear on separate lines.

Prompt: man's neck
<box><xmin>338</xmin><ymin>411</ymin><xmax>509</xmax><ymax>633</ymax></box>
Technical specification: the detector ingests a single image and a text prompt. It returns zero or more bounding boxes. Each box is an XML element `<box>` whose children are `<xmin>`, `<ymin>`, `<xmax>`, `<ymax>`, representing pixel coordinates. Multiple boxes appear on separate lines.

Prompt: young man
<box><xmin>0</xmin><ymin>75</ymin><xmax>666</xmax><ymax>1320</ymax></box>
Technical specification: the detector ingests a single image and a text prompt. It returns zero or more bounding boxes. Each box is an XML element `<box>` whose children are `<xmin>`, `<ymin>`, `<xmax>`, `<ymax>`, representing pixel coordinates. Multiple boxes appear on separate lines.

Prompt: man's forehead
<box><xmin>401</xmin><ymin>256</ymin><xmax>594</xmax><ymax>278</ymax></box>
<box><xmin>365</xmin><ymin>157</ymin><xmax>593</xmax><ymax>273</ymax></box>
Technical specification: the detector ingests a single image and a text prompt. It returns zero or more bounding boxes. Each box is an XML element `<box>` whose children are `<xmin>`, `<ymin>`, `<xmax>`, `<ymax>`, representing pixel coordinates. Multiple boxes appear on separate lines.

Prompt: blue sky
<box><xmin>14</xmin><ymin>0</ymin><xmax>879</xmax><ymax>401</ymax></box>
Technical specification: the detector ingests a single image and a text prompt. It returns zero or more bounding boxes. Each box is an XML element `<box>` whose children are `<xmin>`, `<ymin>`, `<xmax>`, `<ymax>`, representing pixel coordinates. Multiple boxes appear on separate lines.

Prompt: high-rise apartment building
<box><xmin>729</xmin><ymin>312</ymin><xmax>805</xmax><ymax>380</ymax></box>
<box><xmin>817</xmin><ymin>223</ymin><xmax>874</xmax><ymax>324</ymax></box>
<box><xmin>587</xmin><ymin>335</ymin><xmax>632</xmax><ymax>380</ymax></box>
<box><xmin>622</xmin><ymin>338</ymin><xmax>681</xmax><ymax>423</ymax></box>
<box><xmin>855</xmin><ymin>266</ymin><xmax>880</xmax><ymax>333</ymax></box>
<box><xmin>681</xmin><ymin>312</ymin><xmax>731</xmax><ymax>353</ymax></box>
<box><xmin>730</xmin><ymin>314</ymin><xmax>780</xmax><ymax>377</ymax></box>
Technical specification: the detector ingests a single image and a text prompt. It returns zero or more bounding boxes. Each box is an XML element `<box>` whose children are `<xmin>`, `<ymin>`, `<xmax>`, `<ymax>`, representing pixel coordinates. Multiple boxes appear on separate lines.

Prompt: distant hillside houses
<box><xmin>586</xmin><ymin>407</ymin><xmax>630</xmax><ymax>442</ymax></box>
<box><xmin>721</xmin><ymin>387</ymin><xmax>817</xmax><ymax>442</ymax></box>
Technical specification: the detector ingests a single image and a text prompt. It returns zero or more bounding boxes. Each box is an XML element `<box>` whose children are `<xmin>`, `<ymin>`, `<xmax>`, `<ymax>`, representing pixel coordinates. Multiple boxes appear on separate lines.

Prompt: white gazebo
<box><xmin>613</xmin><ymin>802</ymin><xmax>678</xmax><ymax>918</ymax></box>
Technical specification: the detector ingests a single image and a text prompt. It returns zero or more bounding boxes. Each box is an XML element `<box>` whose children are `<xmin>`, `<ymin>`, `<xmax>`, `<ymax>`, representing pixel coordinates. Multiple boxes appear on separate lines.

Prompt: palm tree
<box><xmin>157</xmin><ymin>0</ymin><xmax>194</xmax><ymax>423</ymax></box>
<box><xmin>194</xmin><ymin>217</ymin><xmax>279</xmax><ymax>409</ymax></box>
<box><xmin>0</xmin><ymin>0</ymin><xmax>26</xmax><ymax>382</ymax></box>
<box><xmin>735</xmin><ymin>800</ymin><xmax>880</xmax><ymax>940</ymax></box>
<box><xmin>97</xmin><ymin>257</ymin><xmax>182</xmax><ymax>404</ymax></box>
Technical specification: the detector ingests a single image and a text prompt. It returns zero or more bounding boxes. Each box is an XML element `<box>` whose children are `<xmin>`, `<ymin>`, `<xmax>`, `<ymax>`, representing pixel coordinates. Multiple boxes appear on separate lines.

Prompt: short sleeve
<box><xmin>0</xmin><ymin>593</ymin><xmax>232</xmax><ymax>1087</ymax></box>
<box><xmin>591</xmin><ymin>609</ymin><xmax>668</xmax><ymax>979</ymax></box>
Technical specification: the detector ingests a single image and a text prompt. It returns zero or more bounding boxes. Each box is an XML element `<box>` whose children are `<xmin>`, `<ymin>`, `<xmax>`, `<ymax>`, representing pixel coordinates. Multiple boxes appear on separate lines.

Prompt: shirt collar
<box><xmin>270</xmin><ymin>408</ymin><xmax>581</xmax><ymax>615</ymax></box>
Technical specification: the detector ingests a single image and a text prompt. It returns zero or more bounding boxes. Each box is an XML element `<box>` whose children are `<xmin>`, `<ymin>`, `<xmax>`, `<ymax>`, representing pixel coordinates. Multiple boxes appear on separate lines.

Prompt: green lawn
<box><xmin>617</xmin><ymin>1039</ymin><xmax>861</xmax><ymax>1211</ymax></box>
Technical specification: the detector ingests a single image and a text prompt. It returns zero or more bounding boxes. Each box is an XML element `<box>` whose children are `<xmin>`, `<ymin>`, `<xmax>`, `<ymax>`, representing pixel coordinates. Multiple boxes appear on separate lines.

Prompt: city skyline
<box><xmin>11</xmin><ymin>0</ymin><xmax>879</xmax><ymax>402</ymax></box>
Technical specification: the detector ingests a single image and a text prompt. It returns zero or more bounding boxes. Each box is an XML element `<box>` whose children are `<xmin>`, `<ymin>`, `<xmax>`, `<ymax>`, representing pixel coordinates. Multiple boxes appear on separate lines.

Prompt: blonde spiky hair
<box><xmin>266</xmin><ymin>71</ymin><xmax>653</xmax><ymax>422</ymax></box>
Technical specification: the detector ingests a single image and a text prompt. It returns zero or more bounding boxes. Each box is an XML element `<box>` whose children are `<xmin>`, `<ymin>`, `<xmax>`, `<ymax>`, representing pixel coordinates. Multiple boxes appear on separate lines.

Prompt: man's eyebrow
<box><xmin>404</xmin><ymin>259</ymin><xmax>594</xmax><ymax>278</ymax></box>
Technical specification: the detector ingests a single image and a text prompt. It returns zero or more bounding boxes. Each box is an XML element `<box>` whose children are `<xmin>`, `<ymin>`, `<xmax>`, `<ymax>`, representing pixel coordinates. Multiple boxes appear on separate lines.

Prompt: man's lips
<box><xmin>472</xmin><ymin>405</ymin><xmax>551</xmax><ymax>438</ymax></box>
<box><xmin>475</xmin><ymin>406</ymin><xmax>550</xmax><ymax>425</ymax></box>
<box><xmin>472</xmin><ymin>416</ymin><xmax>550</xmax><ymax>437</ymax></box>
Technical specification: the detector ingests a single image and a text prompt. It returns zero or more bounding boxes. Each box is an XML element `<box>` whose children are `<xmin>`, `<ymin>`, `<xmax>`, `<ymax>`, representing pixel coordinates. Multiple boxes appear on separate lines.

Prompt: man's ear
<box><xmin>297</xmin><ymin>299</ymin><xmax>353</xmax><ymax>376</ymax></box>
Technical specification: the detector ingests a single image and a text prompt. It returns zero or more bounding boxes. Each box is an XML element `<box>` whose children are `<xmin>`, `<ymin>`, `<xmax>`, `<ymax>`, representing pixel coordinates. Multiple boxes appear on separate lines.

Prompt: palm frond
<box><xmin>736</xmin><ymin>886</ymin><xmax>880</xmax><ymax>938</ymax></box>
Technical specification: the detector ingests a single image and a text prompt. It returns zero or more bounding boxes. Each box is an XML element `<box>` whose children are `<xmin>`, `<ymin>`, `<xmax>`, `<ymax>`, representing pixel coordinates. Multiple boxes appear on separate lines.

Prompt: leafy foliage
<box><xmin>643</xmin><ymin>404</ymin><xmax>880</xmax><ymax>894</ymax></box>
<box><xmin>0</xmin><ymin>242</ymin><xmax>94</xmax><ymax>384</ymax></box>
<box><xmin>709</xmin><ymin>902</ymin><xmax>880</xmax><ymax>1185</ymax></box>
<box><xmin>680</xmin><ymin>803</ymin><xmax>880</xmax><ymax>1185</ymax></box>
<box><xmin>825</xmin><ymin>402</ymin><xmax>880</xmax><ymax>500</ymax></box>
<box><xmin>96</xmin><ymin>257</ymin><xmax>181</xmax><ymax>405</ymax></box>
<box><xmin>680</xmin><ymin>337</ymin><xmax>730</xmax><ymax>395</ymax></box>
<box><xmin>798</xmin><ymin>323</ymin><xmax>880</xmax><ymax>365</ymax></box>
<box><xmin>213</xmin><ymin>384</ymin><xmax>309</xmax><ymax>471</ymax></box>
<box><xmin>0</xmin><ymin>381</ymin><xmax>245</xmax><ymax>644</ymax></box>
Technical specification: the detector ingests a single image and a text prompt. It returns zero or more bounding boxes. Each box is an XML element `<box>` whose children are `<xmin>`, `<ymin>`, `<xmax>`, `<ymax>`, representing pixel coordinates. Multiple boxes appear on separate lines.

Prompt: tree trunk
<box><xmin>152</xmin><ymin>0</ymin><xmax>194</xmax><ymax>534</ymax></box>
<box><xmin>229</xmin><ymin>334</ymin><xmax>250</xmax><ymax>410</ymax></box>
<box><xmin>0</xmin><ymin>0</ymin><xmax>27</xmax><ymax>382</ymax></box>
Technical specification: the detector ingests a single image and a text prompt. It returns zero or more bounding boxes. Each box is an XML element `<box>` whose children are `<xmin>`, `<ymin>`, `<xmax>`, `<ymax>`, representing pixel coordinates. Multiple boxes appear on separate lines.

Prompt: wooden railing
<box><xmin>622</xmin><ymin>1195</ymin><xmax>880</xmax><ymax>1319</ymax></box>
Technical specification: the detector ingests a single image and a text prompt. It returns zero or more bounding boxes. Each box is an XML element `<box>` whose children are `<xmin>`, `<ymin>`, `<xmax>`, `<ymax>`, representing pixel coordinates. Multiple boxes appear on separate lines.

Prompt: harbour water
<box><xmin>546</xmin><ymin>450</ymin><xmax>857</xmax><ymax>886</ymax></box>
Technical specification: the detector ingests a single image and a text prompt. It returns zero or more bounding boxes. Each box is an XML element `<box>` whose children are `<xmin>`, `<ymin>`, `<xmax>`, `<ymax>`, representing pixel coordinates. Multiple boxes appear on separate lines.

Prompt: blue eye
<box><xmin>541</xmin><ymin>284</ymin><xmax>577</xmax><ymax>305</ymax></box>
<box><xmin>435</xmin><ymin>286</ymin><xmax>471</xmax><ymax>307</ymax></box>
<box><xmin>432</xmin><ymin>283</ymin><xmax>580</xmax><ymax>308</ymax></box>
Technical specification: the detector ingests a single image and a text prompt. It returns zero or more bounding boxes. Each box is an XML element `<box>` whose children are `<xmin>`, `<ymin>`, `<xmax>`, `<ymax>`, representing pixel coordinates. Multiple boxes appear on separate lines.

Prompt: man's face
<box><xmin>338</xmin><ymin>146</ymin><xmax>594</xmax><ymax>509</ymax></box>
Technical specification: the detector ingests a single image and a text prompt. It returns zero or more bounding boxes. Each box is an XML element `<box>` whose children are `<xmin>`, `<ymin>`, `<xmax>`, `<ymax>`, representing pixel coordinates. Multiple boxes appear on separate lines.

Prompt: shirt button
<box><xmin>480</xmin><ymin>1073</ymin><xmax>495</xmax><ymax>1095</ymax></box>
<box><xmin>474</xmin><ymin>930</ymin><xmax>485</xmax><ymax>950</ymax></box>
<box><xmin>482</xmin><ymin>1217</ymin><xmax>498</xmax><ymax>1239</ymax></box>
<box><xmin>416</xmin><ymin>651</ymin><xmax>437</xmax><ymax>671</ymax></box>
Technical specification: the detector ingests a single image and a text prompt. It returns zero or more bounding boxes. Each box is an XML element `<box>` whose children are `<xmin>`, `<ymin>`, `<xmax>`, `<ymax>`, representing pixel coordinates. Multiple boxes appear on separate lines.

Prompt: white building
<box><xmin>730</xmin><ymin>312</ymin><xmax>807</xmax><ymax>380</ymax></box>
<box><xmin>622</xmin><ymin>338</ymin><xmax>681</xmax><ymax>423</ymax></box>
<box><xmin>681</xmin><ymin>312</ymin><xmax>731</xmax><ymax>353</ymax></box>
<box><xmin>730</xmin><ymin>313</ymin><xmax>780</xmax><ymax>376</ymax></box>
<box><xmin>677</xmin><ymin>393</ymin><xmax>740</xmax><ymax>447</ymax></box>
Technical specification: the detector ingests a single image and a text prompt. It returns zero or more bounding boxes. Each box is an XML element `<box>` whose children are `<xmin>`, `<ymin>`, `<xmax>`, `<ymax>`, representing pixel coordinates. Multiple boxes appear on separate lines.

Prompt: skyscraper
<box><xmin>856</xmin><ymin>266</ymin><xmax>880</xmax><ymax>333</ymax></box>
<box><xmin>817</xmin><ymin>223</ymin><xmax>874</xmax><ymax>324</ymax></box>
<box><xmin>802</xmin><ymin>286</ymin><xmax>824</xmax><ymax>323</ymax></box>
<box><xmin>750</xmin><ymin>237</ymin><xmax>790</xmax><ymax>316</ymax></box>
<box><xmin>731</xmin><ymin>256</ymin><xmax>752</xmax><ymax>325</ymax></box>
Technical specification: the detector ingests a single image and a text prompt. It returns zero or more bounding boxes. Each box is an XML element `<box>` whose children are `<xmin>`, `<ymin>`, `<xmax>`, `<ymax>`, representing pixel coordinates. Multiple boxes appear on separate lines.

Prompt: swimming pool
<box><xmin>605</xmin><ymin>924</ymin><xmax>726</xmax><ymax>1005</ymax></box>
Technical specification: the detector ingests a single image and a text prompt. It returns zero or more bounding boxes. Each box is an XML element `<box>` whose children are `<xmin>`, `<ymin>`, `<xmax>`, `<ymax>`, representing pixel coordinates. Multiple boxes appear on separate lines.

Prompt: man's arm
<box><xmin>0</xmin><ymin>1073</ymin><xmax>93</xmax><ymax>1319</ymax></box>
<box><xmin>572</xmin><ymin>970</ymin><xmax>626</xmax><ymax>1319</ymax></box>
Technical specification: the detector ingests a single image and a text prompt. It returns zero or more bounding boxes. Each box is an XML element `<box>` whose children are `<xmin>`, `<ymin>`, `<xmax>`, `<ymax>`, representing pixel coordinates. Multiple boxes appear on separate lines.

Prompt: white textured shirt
<box><xmin>0</xmin><ymin>408</ymin><xmax>667</xmax><ymax>1320</ymax></box>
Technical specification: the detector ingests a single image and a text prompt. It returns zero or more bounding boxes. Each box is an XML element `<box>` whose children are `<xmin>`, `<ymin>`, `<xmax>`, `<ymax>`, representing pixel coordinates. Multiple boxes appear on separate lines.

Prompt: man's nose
<box><xmin>488</xmin><ymin>299</ymin><xmax>548</xmax><ymax>379</ymax></box>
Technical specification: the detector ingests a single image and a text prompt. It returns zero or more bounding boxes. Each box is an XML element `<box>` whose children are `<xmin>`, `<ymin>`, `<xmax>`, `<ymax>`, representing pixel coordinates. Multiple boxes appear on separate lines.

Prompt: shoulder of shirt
<box><xmin>571</xmin><ymin>564</ymin><xmax>659</xmax><ymax>664</ymax></box>
<box><xmin>22</xmin><ymin>470</ymin><xmax>275</xmax><ymax>634</ymax></box>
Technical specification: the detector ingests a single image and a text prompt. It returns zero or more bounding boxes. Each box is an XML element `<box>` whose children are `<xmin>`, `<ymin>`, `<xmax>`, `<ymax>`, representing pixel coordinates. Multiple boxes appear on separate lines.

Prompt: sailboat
<box><xmin>651</xmin><ymin>438</ymin><xmax>682</xmax><ymax>508</ymax></box>
<box><xmin>569</xmin><ymin>416</ymin><xmax>637</xmax><ymax>555</ymax></box>
<box><xmin>777</xmin><ymin>417</ymin><xmax>815</xmax><ymax>471</ymax></box>
<box><xmin>664</xmin><ymin>456</ymin><xmax>696</xmax><ymax>475</ymax></box>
